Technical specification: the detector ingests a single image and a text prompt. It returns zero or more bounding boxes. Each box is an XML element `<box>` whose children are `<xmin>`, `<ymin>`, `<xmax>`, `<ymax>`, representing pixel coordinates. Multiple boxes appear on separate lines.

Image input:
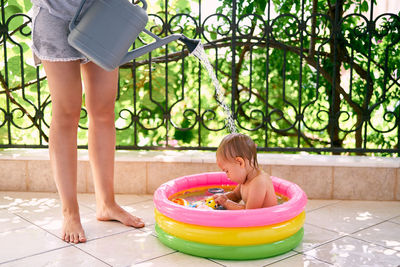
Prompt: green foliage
<box><xmin>213</xmin><ymin>0</ymin><xmax>399</xmax><ymax>155</ymax></box>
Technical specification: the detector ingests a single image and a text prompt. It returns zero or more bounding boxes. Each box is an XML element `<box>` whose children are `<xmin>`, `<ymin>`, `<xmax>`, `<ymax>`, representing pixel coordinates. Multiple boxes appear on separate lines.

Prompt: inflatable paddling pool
<box><xmin>153</xmin><ymin>172</ymin><xmax>307</xmax><ymax>260</ymax></box>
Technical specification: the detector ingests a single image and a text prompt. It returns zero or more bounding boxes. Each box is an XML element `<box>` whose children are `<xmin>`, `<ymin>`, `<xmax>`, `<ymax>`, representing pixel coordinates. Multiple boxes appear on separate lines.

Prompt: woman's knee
<box><xmin>89</xmin><ymin>111</ymin><xmax>115</xmax><ymax>125</ymax></box>
<box><xmin>51</xmin><ymin>106</ymin><xmax>82</xmax><ymax>127</ymax></box>
<box><xmin>86</xmin><ymin>103</ymin><xmax>115</xmax><ymax>124</ymax></box>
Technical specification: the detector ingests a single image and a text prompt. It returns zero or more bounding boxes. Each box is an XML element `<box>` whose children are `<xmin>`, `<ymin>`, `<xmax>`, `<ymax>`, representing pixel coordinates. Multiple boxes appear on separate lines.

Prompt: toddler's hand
<box><xmin>213</xmin><ymin>194</ymin><xmax>228</xmax><ymax>207</ymax></box>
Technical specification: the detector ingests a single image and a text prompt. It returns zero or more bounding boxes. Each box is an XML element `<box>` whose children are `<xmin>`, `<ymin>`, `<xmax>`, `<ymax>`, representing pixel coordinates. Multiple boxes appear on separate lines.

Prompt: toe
<box><xmin>64</xmin><ymin>233</ymin><xmax>70</xmax><ymax>243</ymax></box>
<box><xmin>72</xmin><ymin>233</ymin><xmax>80</xmax><ymax>244</ymax></box>
<box><xmin>133</xmin><ymin>217</ymin><xmax>145</xmax><ymax>228</ymax></box>
<box><xmin>79</xmin><ymin>232</ymin><xmax>86</xmax><ymax>243</ymax></box>
<box><xmin>61</xmin><ymin>232</ymin><xmax>67</xmax><ymax>241</ymax></box>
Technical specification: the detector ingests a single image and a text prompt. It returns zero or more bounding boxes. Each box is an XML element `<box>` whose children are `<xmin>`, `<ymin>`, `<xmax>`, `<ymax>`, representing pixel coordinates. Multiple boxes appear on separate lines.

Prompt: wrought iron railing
<box><xmin>0</xmin><ymin>0</ymin><xmax>399</xmax><ymax>155</ymax></box>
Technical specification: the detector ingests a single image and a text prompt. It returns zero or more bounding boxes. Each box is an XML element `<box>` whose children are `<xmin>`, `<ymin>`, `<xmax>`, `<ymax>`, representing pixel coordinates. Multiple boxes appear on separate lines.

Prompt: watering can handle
<box><xmin>69</xmin><ymin>0</ymin><xmax>87</xmax><ymax>32</ymax></box>
<box><xmin>69</xmin><ymin>0</ymin><xmax>148</xmax><ymax>31</ymax></box>
<box><xmin>139</xmin><ymin>0</ymin><xmax>148</xmax><ymax>10</ymax></box>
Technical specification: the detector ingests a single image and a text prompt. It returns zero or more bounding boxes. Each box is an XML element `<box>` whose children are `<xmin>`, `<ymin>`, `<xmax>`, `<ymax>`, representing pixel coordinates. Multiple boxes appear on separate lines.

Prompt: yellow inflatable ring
<box><xmin>155</xmin><ymin>209</ymin><xmax>305</xmax><ymax>246</ymax></box>
<box><xmin>156</xmin><ymin>224</ymin><xmax>304</xmax><ymax>260</ymax></box>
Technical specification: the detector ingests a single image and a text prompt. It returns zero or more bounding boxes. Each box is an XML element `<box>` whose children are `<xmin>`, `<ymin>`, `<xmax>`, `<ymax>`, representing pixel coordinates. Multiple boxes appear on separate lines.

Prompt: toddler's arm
<box><xmin>214</xmin><ymin>194</ymin><xmax>245</xmax><ymax>210</ymax></box>
<box><xmin>225</xmin><ymin>185</ymin><xmax>241</xmax><ymax>202</ymax></box>
<box><xmin>213</xmin><ymin>186</ymin><xmax>244</xmax><ymax>210</ymax></box>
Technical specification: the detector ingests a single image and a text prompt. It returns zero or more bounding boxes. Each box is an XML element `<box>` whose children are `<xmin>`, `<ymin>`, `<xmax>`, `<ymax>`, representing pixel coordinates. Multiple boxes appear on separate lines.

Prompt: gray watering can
<box><xmin>68</xmin><ymin>0</ymin><xmax>200</xmax><ymax>71</ymax></box>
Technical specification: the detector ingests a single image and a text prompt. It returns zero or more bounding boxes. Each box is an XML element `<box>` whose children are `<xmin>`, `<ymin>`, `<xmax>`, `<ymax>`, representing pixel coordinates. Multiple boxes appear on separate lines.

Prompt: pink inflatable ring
<box><xmin>153</xmin><ymin>172</ymin><xmax>307</xmax><ymax>228</ymax></box>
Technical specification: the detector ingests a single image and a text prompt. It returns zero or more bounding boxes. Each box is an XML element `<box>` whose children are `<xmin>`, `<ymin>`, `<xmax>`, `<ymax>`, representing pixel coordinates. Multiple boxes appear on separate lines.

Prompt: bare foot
<box><xmin>61</xmin><ymin>213</ymin><xmax>86</xmax><ymax>244</ymax></box>
<box><xmin>96</xmin><ymin>202</ymin><xmax>145</xmax><ymax>228</ymax></box>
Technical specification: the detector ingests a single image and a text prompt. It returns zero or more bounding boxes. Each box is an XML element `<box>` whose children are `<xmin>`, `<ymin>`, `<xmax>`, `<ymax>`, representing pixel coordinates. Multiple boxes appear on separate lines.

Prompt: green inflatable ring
<box><xmin>155</xmin><ymin>224</ymin><xmax>303</xmax><ymax>260</ymax></box>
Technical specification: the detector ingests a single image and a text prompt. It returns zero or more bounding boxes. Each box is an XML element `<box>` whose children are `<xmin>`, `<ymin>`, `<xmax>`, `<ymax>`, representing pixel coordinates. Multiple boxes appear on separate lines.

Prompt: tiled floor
<box><xmin>0</xmin><ymin>192</ymin><xmax>400</xmax><ymax>267</ymax></box>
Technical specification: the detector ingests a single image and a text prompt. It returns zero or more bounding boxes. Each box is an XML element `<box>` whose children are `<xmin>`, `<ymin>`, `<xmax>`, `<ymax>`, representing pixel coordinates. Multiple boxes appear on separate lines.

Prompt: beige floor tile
<box><xmin>78</xmin><ymin>161</ymin><xmax>89</xmax><ymax>193</ymax></box>
<box><xmin>77</xmin><ymin>193</ymin><xmax>150</xmax><ymax>211</ymax></box>
<box><xmin>305</xmin><ymin>201</ymin><xmax>384</xmax><ymax>234</ymax></box>
<box><xmin>305</xmin><ymin>199</ymin><xmax>341</xmax><ymax>212</ymax></box>
<box><xmin>396</xmin><ymin>168</ymin><xmax>400</xmax><ymax>200</ymax></box>
<box><xmin>330</xmin><ymin>200</ymin><xmax>400</xmax><ymax>220</ymax></box>
<box><xmin>267</xmin><ymin>254</ymin><xmax>332</xmax><ymax>267</ymax></box>
<box><xmin>333</xmin><ymin>167</ymin><xmax>396</xmax><ymax>200</ymax></box>
<box><xmin>0</xmin><ymin>209</ymin><xmax>31</xmax><ymax>233</ymax></box>
<box><xmin>138</xmin><ymin>224</ymin><xmax>157</xmax><ymax>237</ymax></box>
<box><xmin>0</xmin><ymin>148</ymin><xmax>51</xmax><ymax>160</ymax></box>
<box><xmin>123</xmin><ymin>200</ymin><xmax>155</xmax><ymax>226</ymax></box>
<box><xmin>26</xmin><ymin>160</ymin><xmax>56</xmax><ymax>192</ymax></box>
<box><xmin>390</xmin><ymin>216</ymin><xmax>400</xmax><ymax>224</ymax></box>
<box><xmin>141</xmin><ymin>194</ymin><xmax>154</xmax><ymax>201</ymax></box>
<box><xmin>0</xmin><ymin>191</ymin><xmax>59</xmax><ymax>209</ymax></box>
<box><xmin>7</xmin><ymin>197</ymin><xmax>93</xmax><ymax>227</ymax></box>
<box><xmin>134</xmin><ymin>252</ymin><xmax>222</xmax><ymax>266</ymax></box>
<box><xmin>76</xmin><ymin>230</ymin><xmax>174</xmax><ymax>266</ymax></box>
<box><xmin>2</xmin><ymin>246</ymin><xmax>109</xmax><ymax>267</ymax></box>
<box><xmin>0</xmin><ymin>160</ymin><xmax>27</xmax><ymax>191</ymax></box>
<box><xmin>352</xmin><ymin>221</ymin><xmax>400</xmax><ymax>251</ymax></box>
<box><xmin>114</xmin><ymin>162</ymin><xmax>147</xmax><ymax>194</ymax></box>
<box><xmin>260</xmin><ymin>164</ymin><xmax>271</xmax><ymax>175</ymax></box>
<box><xmin>294</xmin><ymin>223</ymin><xmax>343</xmax><ymax>253</ymax></box>
<box><xmin>26</xmin><ymin>160</ymin><xmax>87</xmax><ymax>193</ymax></box>
<box><xmin>213</xmin><ymin>251</ymin><xmax>297</xmax><ymax>267</ymax></box>
<box><xmin>0</xmin><ymin>191</ymin><xmax>59</xmax><ymax>204</ymax></box>
<box><xmin>41</xmin><ymin>211</ymin><xmax>135</xmax><ymax>242</ymax></box>
<box><xmin>1</xmin><ymin>191</ymin><xmax>399</xmax><ymax>267</ymax></box>
<box><xmin>270</xmin><ymin>165</ymin><xmax>333</xmax><ymax>199</ymax></box>
<box><xmin>0</xmin><ymin>225</ymin><xmax>67</xmax><ymax>263</ymax></box>
<box><xmin>304</xmin><ymin>236</ymin><xmax>400</xmax><ymax>266</ymax></box>
<box><xmin>86</xmin><ymin>162</ymin><xmax>148</xmax><ymax>194</ymax></box>
<box><xmin>5</xmin><ymin>196</ymin><xmax>61</xmax><ymax>214</ymax></box>
<box><xmin>147</xmin><ymin>163</ymin><xmax>219</xmax><ymax>193</ymax></box>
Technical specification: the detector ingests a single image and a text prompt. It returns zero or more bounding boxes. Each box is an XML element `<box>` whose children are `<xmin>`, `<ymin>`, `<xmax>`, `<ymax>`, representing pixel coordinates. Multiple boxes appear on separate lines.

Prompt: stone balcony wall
<box><xmin>0</xmin><ymin>149</ymin><xmax>399</xmax><ymax>200</ymax></box>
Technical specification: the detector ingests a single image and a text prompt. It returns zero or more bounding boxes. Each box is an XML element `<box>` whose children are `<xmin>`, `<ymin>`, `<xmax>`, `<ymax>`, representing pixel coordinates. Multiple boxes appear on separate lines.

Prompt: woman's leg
<box><xmin>81</xmin><ymin>62</ymin><xmax>144</xmax><ymax>228</ymax></box>
<box><xmin>42</xmin><ymin>60</ymin><xmax>86</xmax><ymax>243</ymax></box>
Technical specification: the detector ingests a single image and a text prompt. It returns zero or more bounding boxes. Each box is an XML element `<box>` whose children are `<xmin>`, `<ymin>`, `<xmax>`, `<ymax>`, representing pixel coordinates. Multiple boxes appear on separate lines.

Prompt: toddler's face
<box><xmin>217</xmin><ymin>156</ymin><xmax>247</xmax><ymax>184</ymax></box>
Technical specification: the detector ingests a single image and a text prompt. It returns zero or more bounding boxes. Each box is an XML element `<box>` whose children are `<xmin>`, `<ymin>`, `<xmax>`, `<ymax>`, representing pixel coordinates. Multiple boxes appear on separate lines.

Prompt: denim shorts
<box><xmin>31</xmin><ymin>6</ymin><xmax>89</xmax><ymax>66</ymax></box>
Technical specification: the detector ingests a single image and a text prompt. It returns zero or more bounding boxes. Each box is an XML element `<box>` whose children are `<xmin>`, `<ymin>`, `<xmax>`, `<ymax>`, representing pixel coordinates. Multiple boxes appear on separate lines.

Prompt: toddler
<box><xmin>213</xmin><ymin>133</ymin><xmax>277</xmax><ymax>210</ymax></box>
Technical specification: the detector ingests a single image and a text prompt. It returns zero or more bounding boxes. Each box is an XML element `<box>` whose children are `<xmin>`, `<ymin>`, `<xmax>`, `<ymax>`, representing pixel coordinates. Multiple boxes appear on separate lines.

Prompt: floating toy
<box><xmin>172</xmin><ymin>198</ymin><xmax>188</xmax><ymax>206</ymax></box>
<box><xmin>204</xmin><ymin>197</ymin><xmax>216</xmax><ymax>209</ymax></box>
<box><xmin>204</xmin><ymin>196</ymin><xmax>225</xmax><ymax>210</ymax></box>
<box><xmin>207</xmin><ymin>188</ymin><xmax>224</xmax><ymax>195</ymax></box>
<box><xmin>187</xmin><ymin>196</ymin><xmax>220</xmax><ymax>210</ymax></box>
<box><xmin>153</xmin><ymin>172</ymin><xmax>307</xmax><ymax>260</ymax></box>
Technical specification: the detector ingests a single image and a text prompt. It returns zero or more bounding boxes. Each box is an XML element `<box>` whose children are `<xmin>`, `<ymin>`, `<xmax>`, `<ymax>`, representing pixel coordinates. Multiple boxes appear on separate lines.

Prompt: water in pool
<box><xmin>170</xmin><ymin>185</ymin><xmax>288</xmax><ymax>209</ymax></box>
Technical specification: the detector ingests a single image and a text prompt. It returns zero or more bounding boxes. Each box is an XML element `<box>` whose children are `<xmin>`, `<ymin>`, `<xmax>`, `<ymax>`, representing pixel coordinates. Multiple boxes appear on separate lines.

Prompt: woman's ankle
<box><xmin>62</xmin><ymin>203</ymin><xmax>80</xmax><ymax>217</ymax></box>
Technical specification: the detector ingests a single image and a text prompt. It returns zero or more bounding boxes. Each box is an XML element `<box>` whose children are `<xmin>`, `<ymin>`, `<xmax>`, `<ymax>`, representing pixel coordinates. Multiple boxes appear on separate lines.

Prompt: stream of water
<box><xmin>190</xmin><ymin>42</ymin><xmax>237</xmax><ymax>133</ymax></box>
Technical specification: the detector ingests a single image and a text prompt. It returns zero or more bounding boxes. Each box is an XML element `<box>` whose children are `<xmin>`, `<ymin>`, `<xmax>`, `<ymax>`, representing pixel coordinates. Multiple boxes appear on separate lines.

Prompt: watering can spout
<box><xmin>119</xmin><ymin>31</ymin><xmax>201</xmax><ymax>66</ymax></box>
<box><xmin>179</xmin><ymin>35</ymin><xmax>201</xmax><ymax>54</ymax></box>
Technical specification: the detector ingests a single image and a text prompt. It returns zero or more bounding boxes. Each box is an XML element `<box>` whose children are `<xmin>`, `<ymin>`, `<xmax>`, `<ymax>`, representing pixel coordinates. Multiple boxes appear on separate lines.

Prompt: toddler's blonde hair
<box><xmin>216</xmin><ymin>133</ymin><xmax>258</xmax><ymax>169</ymax></box>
